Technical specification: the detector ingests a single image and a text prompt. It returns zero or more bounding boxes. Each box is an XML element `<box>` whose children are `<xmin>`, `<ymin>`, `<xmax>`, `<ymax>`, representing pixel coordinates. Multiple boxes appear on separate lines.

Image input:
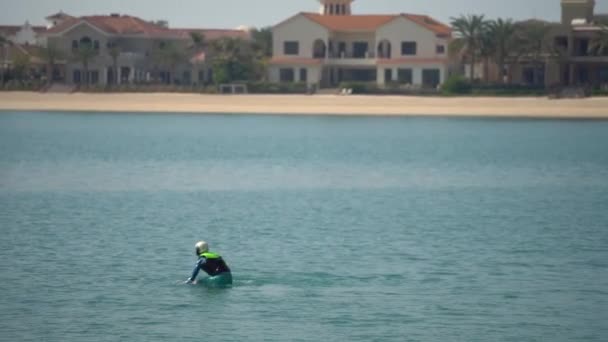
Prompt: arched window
<box><xmin>79</xmin><ymin>36</ymin><xmax>93</xmax><ymax>49</ymax></box>
<box><xmin>313</xmin><ymin>39</ymin><xmax>327</xmax><ymax>58</ymax></box>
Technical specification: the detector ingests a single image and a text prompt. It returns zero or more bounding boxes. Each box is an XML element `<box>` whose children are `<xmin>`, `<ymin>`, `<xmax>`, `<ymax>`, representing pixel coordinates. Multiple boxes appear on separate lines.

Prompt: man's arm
<box><xmin>187</xmin><ymin>258</ymin><xmax>206</xmax><ymax>283</ymax></box>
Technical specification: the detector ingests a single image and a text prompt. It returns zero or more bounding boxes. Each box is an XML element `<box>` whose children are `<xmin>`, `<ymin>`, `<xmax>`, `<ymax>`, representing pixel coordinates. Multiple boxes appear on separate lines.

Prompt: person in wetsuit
<box><xmin>186</xmin><ymin>241</ymin><xmax>232</xmax><ymax>287</ymax></box>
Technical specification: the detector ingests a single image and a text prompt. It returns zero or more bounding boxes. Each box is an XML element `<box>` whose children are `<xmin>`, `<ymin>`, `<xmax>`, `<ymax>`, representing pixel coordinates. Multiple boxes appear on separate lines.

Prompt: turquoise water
<box><xmin>1</xmin><ymin>111</ymin><xmax>607</xmax><ymax>342</ymax></box>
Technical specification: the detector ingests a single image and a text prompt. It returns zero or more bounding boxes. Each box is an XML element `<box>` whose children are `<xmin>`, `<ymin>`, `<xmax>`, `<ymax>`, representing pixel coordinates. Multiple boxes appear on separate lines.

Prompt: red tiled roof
<box><xmin>297</xmin><ymin>12</ymin><xmax>451</xmax><ymax>35</ymax></box>
<box><xmin>170</xmin><ymin>28</ymin><xmax>251</xmax><ymax>40</ymax></box>
<box><xmin>46</xmin><ymin>15</ymin><xmax>177</xmax><ymax>37</ymax></box>
<box><xmin>0</xmin><ymin>25</ymin><xmax>47</xmax><ymax>36</ymax></box>
<box><xmin>4</xmin><ymin>44</ymin><xmax>45</xmax><ymax>64</ymax></box>
<box><xmin>269</xmin><ymin>57</ymin><xmax>323</xmax><ymax>65</ymax></box>
<box><xmin>45</xmin><ymin>14</ymin><xmax>250</xmax><ymax>40</ymax></box>
<box><xmin>302</xmin><ymin>13</ymin><xmax>396</xmax><ymax>31</ymax></box>
<box><xmin>402</xmin><ymin>14</ymin><xmax>451</xmax><ymax>36</ymax></box>
<box><xmin>0</xmin><ymin>25</ymin><xmax>20</xmax><ymax>36</ymax></box>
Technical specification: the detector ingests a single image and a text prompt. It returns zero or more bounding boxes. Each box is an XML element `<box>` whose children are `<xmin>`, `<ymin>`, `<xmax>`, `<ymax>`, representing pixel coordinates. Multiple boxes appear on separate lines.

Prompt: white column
<box><xmin>440</xmin><ymin>65</ymin><xmax>447</xmax><ymax>84</ymax></box>
<box><xmin>101</xmin><ymin>67</ymin><xmax>107</xmax><ymax>86</ymax></box>
<box><xmin>413</xmin><ymin>68</ymin><xmax>422</xmax><ymax>86</ymax></box>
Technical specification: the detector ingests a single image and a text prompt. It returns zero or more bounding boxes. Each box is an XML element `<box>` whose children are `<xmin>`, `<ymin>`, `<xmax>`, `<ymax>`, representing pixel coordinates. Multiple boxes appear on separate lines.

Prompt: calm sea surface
<box><xmin>0</xmin><ymin>111</ymin><xmax>607</xmax><ymax>342</ymax></box>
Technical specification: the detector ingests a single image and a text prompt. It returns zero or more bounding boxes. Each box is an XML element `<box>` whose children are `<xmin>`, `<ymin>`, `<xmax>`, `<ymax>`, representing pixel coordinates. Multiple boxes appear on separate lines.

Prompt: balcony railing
<box><xmin>325</xmin><ymin>51</ymin><xmax>377</xmax><ymax>59</ymax></box>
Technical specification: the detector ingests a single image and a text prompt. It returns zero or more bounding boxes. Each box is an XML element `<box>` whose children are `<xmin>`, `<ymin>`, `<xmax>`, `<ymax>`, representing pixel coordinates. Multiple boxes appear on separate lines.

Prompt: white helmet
<box><xmin>195</xmin><ymin>241</ymin><xmax>209</xmax><ymax>255</ymax></box>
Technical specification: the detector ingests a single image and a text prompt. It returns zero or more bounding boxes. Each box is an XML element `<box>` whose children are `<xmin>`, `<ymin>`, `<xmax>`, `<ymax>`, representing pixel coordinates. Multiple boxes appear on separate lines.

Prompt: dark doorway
<box><xmin>422</xmin><ymin>69</ymin><xmax>440</xmax><ymax>88</ymax></box>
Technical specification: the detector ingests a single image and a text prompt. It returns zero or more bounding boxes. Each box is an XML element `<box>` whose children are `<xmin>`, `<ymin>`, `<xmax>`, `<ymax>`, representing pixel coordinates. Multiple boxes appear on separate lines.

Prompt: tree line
<box><xmin>450</xmin><ymin>15</ymin><xmax>608</xmax><ymax>84</ymax></box>
<box><xmin>0</xmin><ymin>27</ymin><xmax>273</xmax><ymax>87</ymax></box>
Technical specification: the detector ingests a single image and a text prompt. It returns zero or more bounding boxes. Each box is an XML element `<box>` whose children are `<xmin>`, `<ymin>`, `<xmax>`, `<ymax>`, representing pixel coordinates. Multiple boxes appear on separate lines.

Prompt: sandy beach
<box><xmin>0</xmin><ymin>92</ymin><xmax>607</xmax><ymax>118</ymax></box>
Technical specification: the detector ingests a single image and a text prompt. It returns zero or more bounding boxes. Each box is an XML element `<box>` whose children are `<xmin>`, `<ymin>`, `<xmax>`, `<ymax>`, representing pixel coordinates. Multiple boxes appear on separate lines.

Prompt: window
<box><xmin>73</xmin><ymin>70</ymin><xmax>81</xmax><ymax>84</ymax></box>
<box><xmin>397</xmin><ymin>69</ymin><xmax>413</xmax><ymax>84</ymax></box>
<box><xmin>72</xmin><ymin>40</ymin><xmax>78</xmax><ymax>50</ymax></box>
<box><xmin>338</xmin><ymin>42</ymin><xmax>346</xmax><ymax>57</ymax></box>
<box><xmin>436</xmin><ymin>45</ymin><xmax>445</xmax><ymax>54</ymax></box>
<box><xmin>79</xmin><ymin>36</ymin><xmax>92</xmax><ymax>49</ymax></box>
<box><xmin>401</xmin><ymin>41</ymin><xmax>417</xmax><ymax>56</ymax></box>
<box><xmin>280</xmin><ymin>68</ymin><xmax>294</xmax><ymax>82</ymax></box>
<box><xmin>299</xmin><ymin>68</ymin><xmax>308</xmax><ymax>82</ymax></box>
<box><xmin>352</xmin><ymin>42</ymin><xmax>368</xmax><ymax>58</ymax></box>
<box><xmin>577</xmin><ymin>39</ymin><xmax>589</xmax><ymax>57</ymax></box>
<box><xmin>93</xmin><ymin>40</ymin><xmax>100</xmax><ymax>50</ymax></box>
<box><xmin>554</xmin><ymin>36</ymin><xmax>568</xmax><ymax>51</ymax></box>
<box><xmin>284</xmin><ymin>41</ymin><xmax>299</xmax><ymax>55</ymax></box>
<box><xmin>182</xmin><ymin>71</ymin><xmax>191</xmax><ymax>84</ymax></box>
<box><xmin>90</xmin><ymin>70</ymin><xmax>99</xmax><ymax>84</ymax></box>
<box><xmin>422</xmin><ymin>69</ymin><xmax>440</xmax><ymax>88</ymax></box>
<box><xmin>523</xmin><ymin>67</ymin><xmax>535</xmax><ymax>84</ymax></box>
<box><xmin>384</xmin><ymin>69</ymin><xmax>392</xmax><ymax>82</ymax></box>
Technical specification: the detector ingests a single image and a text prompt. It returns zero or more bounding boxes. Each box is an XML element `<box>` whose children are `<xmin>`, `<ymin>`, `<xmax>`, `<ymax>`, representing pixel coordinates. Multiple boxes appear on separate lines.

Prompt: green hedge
<box><xmin>247</xmin><ymin>82</ymin><xmax>309</xmax><ymax>94</ymax></box>
<box><xmin>442</xmin><ymin>75</ymin><xmax>472</xmax><ymax>95</ymax></box>
<box><xmin>592</xmin><ymin>88</ymin><xmax>608</xmax><ymax>97</ymax></box>
<box><xmin>471</xmin><ymin>83</ymin><xmax>546</xmax><ymax>96</ymax></box>
<box><xmin>339</xmin><ymin>82</ymin><xmax>440</xmax><ymax>95</ymax></box>
<box><xmin>0</xmin><ymin>81</ymin><xmax>45</xmax><ymax>91</ymax></box>
<box><xmin>76</xmin><ymin>84</ymin><xmax>219</xmax><ymax>94</ymax></box>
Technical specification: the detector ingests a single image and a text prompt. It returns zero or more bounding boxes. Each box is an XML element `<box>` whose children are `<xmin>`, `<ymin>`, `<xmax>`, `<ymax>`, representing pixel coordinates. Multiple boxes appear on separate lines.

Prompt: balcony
<box><xmin>117</xmin><ymin>52</ymin><xmax>145</xmax><ymax>64</ymax></box>
<box><xmin>322</xmin><ymin>52</ymin><xmax>378</xmax><ymax>66</ymax></box>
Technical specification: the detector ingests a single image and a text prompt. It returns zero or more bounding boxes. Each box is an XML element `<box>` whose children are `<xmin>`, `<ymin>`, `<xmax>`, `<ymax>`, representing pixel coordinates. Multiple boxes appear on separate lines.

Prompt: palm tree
<box><xmin>208</xmin><ymin>37</ymin><xmax>253</xmax><ymax>84</ymax></box>
<box><xmin>450</xmin><ymin>15</ymin><xmax>488</xmax><ymax>81</ymax></box>
<box><xmin>107</xmin><ymin>40</ymin><xmax>121</xmax><ymax>86</ymax></box>
<box><xmin>152</xmin><ymin>40</ymin><xmax>184</xmax><ymax>84</ymax></box>
<box><xmin>0</xmin><ymin>35</ymin><xmax>10</xmax><ymax>86</ymax></box>
<box><xmin>189</xmin><ymin>32</ymin><xmax>206</xmax><ymax>85</ymax></box>
<box><xmin>189</xmin><ymin>32</ymin><xmax>206</xmax><ymax>51</ymax></box>
<box><xmin>13</xmin><ymin>53</ymin><xmax>31</xmax><ymax>83</ymax></box>
<box><xmin>251</xmin><ymin>27</ymin><xmax>272</xmax><ymax>58</ymax></box>
<box><xmin>588</xmin><ymin>20</ymin><xmax>608</xmax><ymax>56</ymax></box>
<box><xmin>486</xmin><ymin>18</ymin><xmax>516</xmax><ymax>83</ymax></box>
<box><xmin>73</xmin><ymin>41</ymin><xmax>97</xmax><ymax>87</ymax></box>
<box><xmin>251</xmin><ymin>27</ymin><xmax>272</xmax><ymax>81</ymax></box>
<box><xmin>515</xmin><ymin>20</ymin><xmax>552</xmax><ymax>85</ymax></box>
<box><xmin>40</xmin><ymin>43</ymin><xmax>63</xmax><ymax>85</ymax></box>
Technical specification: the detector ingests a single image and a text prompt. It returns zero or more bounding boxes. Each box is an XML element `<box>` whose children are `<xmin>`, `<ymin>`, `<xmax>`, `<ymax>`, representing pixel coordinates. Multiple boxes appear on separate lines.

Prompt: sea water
<box><xmin>0</xmin><ymin>112</ymin><xmax>607</xmax><ymax>342</ymax></box>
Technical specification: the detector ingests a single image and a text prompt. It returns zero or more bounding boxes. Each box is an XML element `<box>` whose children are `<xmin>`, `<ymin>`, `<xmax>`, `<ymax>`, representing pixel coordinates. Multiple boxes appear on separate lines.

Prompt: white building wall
<box><xmin>10</xmin><ymin>23</ymin><xmax>38</xmax><ymax>45</ymax></box>
<box><xmin>376</xmin><ymin>17</ymin><xmax>448</xmax><ymax>60</ymax></box>
<box><xmin>273</xmin><ymin>15</ymin><xmax>329</xmax><ymax>59</ymax></box>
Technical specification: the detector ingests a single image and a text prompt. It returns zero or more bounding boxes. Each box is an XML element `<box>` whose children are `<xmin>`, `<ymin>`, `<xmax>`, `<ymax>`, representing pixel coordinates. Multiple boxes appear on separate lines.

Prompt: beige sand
<box><xmin>0</xmin><ymin>92</ymin><xmax>607</xmax><ymax>118</ymax></box>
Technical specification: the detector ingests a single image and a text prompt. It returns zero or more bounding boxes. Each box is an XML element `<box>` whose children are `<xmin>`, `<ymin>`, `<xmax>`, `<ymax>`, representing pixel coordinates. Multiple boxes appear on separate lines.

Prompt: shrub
<box><xmin>338</xmin><ymin>82</ymin><xmax>379</xmax><ymax>94</ymax></box>
<box><xmin>247</xmin><ymin>81</ymin><xmax>308</xmax><ymax>94</ymax></box>
<box><xmin>442</xmin><ymin>75</ymin><xmax>472</xmax><ymax>95</ymax></box>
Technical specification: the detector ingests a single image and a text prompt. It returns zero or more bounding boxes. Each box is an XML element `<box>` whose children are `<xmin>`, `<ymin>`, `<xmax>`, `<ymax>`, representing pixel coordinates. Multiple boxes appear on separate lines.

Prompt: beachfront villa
<box><xmin>42</xmin><ymin>12</ymin><xmax>249</xmax><ymax>86</ymax></box>
<box><xmin>268</xmin><ymin>0</ymin><xmax>452</xmax><ymax>89</ymax></box>
<box><xmin>468</xmin><ymin>0</ymin><xmax>608</xmax><ymax>88</ymax></box>
<box><xmin>545</xmin><ymin>0</ymin><xmax>608</xmax><ymax>87</ymax></box>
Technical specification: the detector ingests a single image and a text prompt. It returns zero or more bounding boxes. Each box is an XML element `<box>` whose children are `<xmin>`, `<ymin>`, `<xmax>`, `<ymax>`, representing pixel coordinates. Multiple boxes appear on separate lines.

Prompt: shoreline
<box><xmin>1</xmin><ymin>92</ymin><xmax>608</xmax><ymax>118</ymax></box>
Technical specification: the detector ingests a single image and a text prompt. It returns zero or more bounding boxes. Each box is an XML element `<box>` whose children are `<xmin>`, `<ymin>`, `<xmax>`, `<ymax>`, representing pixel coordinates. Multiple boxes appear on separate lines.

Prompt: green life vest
<box><xmin>199</xmin><ymin>251</ymin><xmax>230</xmax><ymax>276</ymax></box>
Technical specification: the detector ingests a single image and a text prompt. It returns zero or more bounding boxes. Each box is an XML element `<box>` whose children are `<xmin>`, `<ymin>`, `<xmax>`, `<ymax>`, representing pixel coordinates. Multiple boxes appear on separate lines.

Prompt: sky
<box><xmin>1</xmin><ymin>0</ymin><xmax>607</xmax><ymax>29</ymax></box>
